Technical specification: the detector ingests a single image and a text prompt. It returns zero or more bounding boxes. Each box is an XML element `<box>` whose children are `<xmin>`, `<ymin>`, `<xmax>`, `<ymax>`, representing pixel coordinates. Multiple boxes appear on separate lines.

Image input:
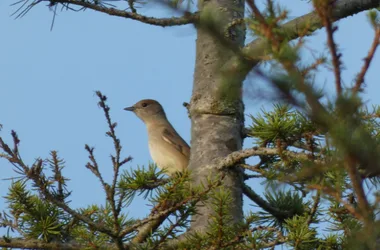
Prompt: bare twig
<box><xmin>218</xmin><ymin>226</ymin><xmax>287</xmax><ymax>248</ymax></box>
<box><xmin>13</xmin><ymin>0</ymin><xmax>198</xmax><ymax>27</ymax></box>
<box><xmin>242</xmin><ymin>0</ymin><xmax>380</xmax><ymax>62</ymax></box>
<box><xmin>246</xmin><ymin>2</ymin><xmax>332</xmax><ymax>125</ymax></box>
<box><xmin>353</xmin><ymin>26</ymin><xmax>380</xmax><ymax>93</ymax></box>
<box><xmin>314</xmin><ymin>0</ymin><xmax>342</xmax><ymax>95</ymax></box>
<box><xmin>84</xmin><ymin>144</ymin><xmax>108</xmax><ymax>191</ymax></box>
<box><xmin>259</xmin><ymin>227</ymin><xmax>287</xmax><ymax>248</ymax></box>
<box><xmin>307</xmin><ymin>184</ymin><xmax>365</xmax><ymax>222</ymax></box>
<box><xmin>300</xmin><ymin>57</ymin><xmax>326</xmax><ymax>78</ymax></box>
<box><xmin>345</xmin><ymin>156</ymin><xmax>373</xmax><ymax>226</ymax></box>
<box><xmin>306</xmin><ymin>190</ymin><xmax>321</xmax><ymax>225</ymax></box>
<box><xmin>0</xmin><ymin>213</ymin><xmax>26</xmax><ymax>238</ymax></box>
<box><xmin>93</xmin><ymin>91</ymin><xmax>133</xmax><ymax>249</ymax></box>
<box><xmin>246</xmin><ymin>0</ymin><xmax>281</xmax><ymax>52</ymax></box>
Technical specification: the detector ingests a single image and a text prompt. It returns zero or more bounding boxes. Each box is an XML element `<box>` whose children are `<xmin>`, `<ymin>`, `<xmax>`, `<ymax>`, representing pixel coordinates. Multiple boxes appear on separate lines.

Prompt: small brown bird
<box><xmin>124</xmin><ymin>99</ymin><xmax>190</xmax><ymax>175</ymax></box>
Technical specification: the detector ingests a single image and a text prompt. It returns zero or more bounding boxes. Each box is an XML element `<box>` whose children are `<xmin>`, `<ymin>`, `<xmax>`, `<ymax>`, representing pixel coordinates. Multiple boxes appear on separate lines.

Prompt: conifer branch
<box><xmin>47</xmin><ymin>151</ymin><xmax>69</xmax><ymax>202</ymax></box>
<box><xmin>12</xmin><ymin>0</ymin><xmax>198</xmax><ymax>27</ymax></box>
<box><xmin>242</xmin><ymin>185</ymin><xmax>293</xmax><ymax>220</ymax></box>
<box><xmin>240</xmin><ymin>163</ymin><xmax>265</xmax><ymax>174</ymax></box>
<box><xmin>0</xmin><ymin>238</ymin><xmax>91</xmax><ymax>250</ymax></box>
<box><xmin>152</xmin><ymin>209</ymin><xmax>192</xmax><ymax>249</ymax></box>
<box><xmin>307</xmin><ymin>184</ymin><xmax>365</xmax><ymax>221</ymax></box>
<box><xmin>122</xmin><ymin>176</ymin><xmax>222</xmax><ymax>239</ymax></box>
<box><xmin>0</xmin><ymin>133</ymin><xmax>116</xmax><ymax>237</ymax></box>
<box><xmin>255</xmin><ymin>226</ymin><xmax>287</xmax><ymax>248</ymax></box>
<box><xmin>242</xmin><ymin>0</ymin><xmax>380</xmax><ymax>61</ymax></box>
<box><xmin>213</xmin><ymin>147</ymin><xmax>321</xmax><ymax>171</ymax></box>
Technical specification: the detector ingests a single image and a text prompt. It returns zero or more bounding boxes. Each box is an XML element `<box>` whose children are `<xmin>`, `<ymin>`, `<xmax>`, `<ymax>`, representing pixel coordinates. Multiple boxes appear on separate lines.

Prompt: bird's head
<box><xmin>124</xmin><ymin>99</ymin><xmax>167</xmax><ymax>124</ymax></box>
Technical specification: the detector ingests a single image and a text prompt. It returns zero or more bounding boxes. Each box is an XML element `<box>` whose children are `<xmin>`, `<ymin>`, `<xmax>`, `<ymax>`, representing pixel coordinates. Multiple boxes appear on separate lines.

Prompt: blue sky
<box><xmin>1</xmin><ymin>0</ymin><xmax>379</xmax><ymax>244</ymax></box>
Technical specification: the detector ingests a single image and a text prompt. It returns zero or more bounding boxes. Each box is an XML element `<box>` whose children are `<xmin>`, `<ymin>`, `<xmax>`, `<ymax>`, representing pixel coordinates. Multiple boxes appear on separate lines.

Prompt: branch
<box><xmin>85</xmin><ymin>145</ymin><xmax>109</xmax><ymax>194</ymax></box>
<box><xmin>345</xmin><ymin>156</ymin><xmax>373</xmax><ymax>226</ymax></box>
<box><xmin>16</xmin><ymin>0</ymin><xmax>198</xmax><ymax>27</ymax></box>
<box><xmin>129</xmin><ymin>172</ymin><xmax>189</xmax><ymax>243</ymax></box>
<box><xmin>94</xmin><ymin>91</ymin><xmax>132</xmax><ymax>249</ymax></box>
<box><xmin>211</xmin><ymin>147</ymin><xmax>320</xmax><ymax>171</ymax></box>
<box><xmin>240</xmin><ymin>163</ymin><xmax>265</xmax><ymax>174</ymax></box>
<box><xmin>0</xmin><ymin>238</ymin><xmax>102</xmax><ymax>250</ymax></box>
<box><xmin>33</xmin><ymin>174</ymin><xmax>117</xmax><ymax>237</ymax></box>
<box><xmin>307</xmin><ymin>184</ymin><xmax>365</xmax><ymax>222</ymax></box>
<box><xmin>242</xmin><ymin>0</ymin><xmax>380</xmax><ymax>60</ymax></box>
<box><xmin>163</xmin><ymin>225</ymin><xmax>287</xmax><ymax>249</ymax></box>
<box><xmin>353</xmin><ymin>25</ymin><xmax>380</xmax><ymax>92</ymax></box>
<box><xmin>314</xmin><ymin>0</ymin><xmax>343</xmax><ymax>95</ymax></box>
<box><xmin>122</xmin><ymin>175</ymin><xmax>222</xmax><ymax>239</ymax></box>
<box><xmin>243</xmin><ymin>184</ymin><xmax>293</xmax><ymax>220</ymax></box>
<box><xmin>121</xmin><ymin>200</ymin><xmax>181</xmax><ymax>238</ymax></box>
<box><xmin>130</xmin><ymin>176</ymin><xmax>187</xmax><ymax>244</ymax></box>
<box><xmin>152</xmin><ymin>209</ymin><xmax>193</xmax><ymax>249</ymax></box>
<box><xmin>0</xmin><ymin>134</ymin><xmax>116</xmax><ymax>237</ymax></box>
<box><xmin>306</xmin><ymin>190</ymin><xmax>321</xmax><ymax>225</ymax></box>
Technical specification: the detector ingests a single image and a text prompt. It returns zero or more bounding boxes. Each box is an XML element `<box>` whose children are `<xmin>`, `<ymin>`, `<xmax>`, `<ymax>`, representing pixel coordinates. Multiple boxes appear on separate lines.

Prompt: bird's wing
<box><xmin>161</xmin><ymin>128</ymin><xmax>190</xmax><ymax>158</ymax></box>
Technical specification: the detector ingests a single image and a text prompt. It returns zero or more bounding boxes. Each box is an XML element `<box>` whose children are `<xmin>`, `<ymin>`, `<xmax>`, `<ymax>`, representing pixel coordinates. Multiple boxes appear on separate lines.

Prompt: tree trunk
<box><xmin>189</xmin><ymin>0</ymin><xmax>246</xmax><ymax>232</ymax></box>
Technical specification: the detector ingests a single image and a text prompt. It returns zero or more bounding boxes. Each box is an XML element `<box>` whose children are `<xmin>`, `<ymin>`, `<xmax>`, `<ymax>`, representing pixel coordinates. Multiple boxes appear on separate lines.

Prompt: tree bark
<box><xmin>189</xmin><ymin>0</ymin><xmax>246</xmax><ymax>232</ymax></box>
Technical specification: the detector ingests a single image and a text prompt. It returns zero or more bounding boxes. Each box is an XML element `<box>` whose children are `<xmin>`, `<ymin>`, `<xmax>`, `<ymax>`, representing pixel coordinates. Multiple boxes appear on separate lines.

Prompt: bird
<box><xmin>124</xmin><ymin>99</ymin><xmax>190</xmax><ymax>176</ymax></box>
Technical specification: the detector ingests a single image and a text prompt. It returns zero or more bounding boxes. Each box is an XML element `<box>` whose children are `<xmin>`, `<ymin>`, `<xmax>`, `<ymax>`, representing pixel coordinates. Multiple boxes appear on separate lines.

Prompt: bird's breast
<box><xmin>148</xmin><ymin>139</ymin><xmax>186</xmax><ymax>175</ymax></box>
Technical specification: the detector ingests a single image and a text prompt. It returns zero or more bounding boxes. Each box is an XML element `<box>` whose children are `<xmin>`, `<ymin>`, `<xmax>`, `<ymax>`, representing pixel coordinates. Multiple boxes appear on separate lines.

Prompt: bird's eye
<box><xmin>141</xmin><ymin>103</ymin><xmax>148</xmax><ymax>107</ymax></box>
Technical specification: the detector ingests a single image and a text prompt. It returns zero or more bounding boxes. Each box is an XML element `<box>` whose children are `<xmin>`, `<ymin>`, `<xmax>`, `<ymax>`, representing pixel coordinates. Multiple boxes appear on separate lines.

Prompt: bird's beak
<box><xmin>124</xmin><ymin>106</ymin><xmax>135</xmax><ymax>112</ymax></box>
